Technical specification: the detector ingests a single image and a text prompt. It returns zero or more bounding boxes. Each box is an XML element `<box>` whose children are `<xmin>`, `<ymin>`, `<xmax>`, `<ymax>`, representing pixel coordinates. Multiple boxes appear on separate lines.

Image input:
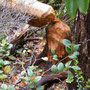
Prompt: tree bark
<box><xmin>69</xmin><ymin>4</ymin><xmax>90</xmax><ymax>90</ymax></box>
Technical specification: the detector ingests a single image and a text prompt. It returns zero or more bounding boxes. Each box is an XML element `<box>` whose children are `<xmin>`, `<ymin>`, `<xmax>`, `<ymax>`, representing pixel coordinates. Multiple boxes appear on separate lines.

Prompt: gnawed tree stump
<box><xmin>1</xmin><ymin>0</ymin><xmax>71</xmax><ymax>63</ymax></box>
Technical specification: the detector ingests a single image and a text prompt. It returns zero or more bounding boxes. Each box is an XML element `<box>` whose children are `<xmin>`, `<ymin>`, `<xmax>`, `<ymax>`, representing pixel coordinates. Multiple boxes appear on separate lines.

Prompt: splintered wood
<box><xmin>0</xmin><ymin>0</ymin><xmax>56</xmax><ymax>27</ymax></box>
<box><xmin>46</xmin><ymin>17</ymin><xmax>71</xmax><ymax>63</ymax></box>
<box><xmin>6</xmin><ymin>24</ymin><xmax>30</xmax><ymax>43</ymax></box>
<box><xmin>0</xmin><ymin>0</ymin><xmax>71</xmax><ymax>63</ymax></box>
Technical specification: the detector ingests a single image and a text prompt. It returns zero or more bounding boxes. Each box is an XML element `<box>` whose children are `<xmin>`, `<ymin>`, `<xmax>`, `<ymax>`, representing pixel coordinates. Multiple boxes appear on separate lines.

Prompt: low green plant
<box><xmin>21</xmin><ymin>66</ymin><xmax>44</xmax><ymax>90</ymax></box>
<box><xmin>86</xmin><ymin>78</ymin><xmax>90</xmax><ymax>89</ymax></box>
<box><xmin>0</xmin><ymin>39</ymin><xmax>16</xmax><ymax>79</ymax></box>
<box><xmin>51</xmin><ymin>39</ymin><xmax>87</xmax><ymax>90</ymax></box>
<box><xmin>0</xmin><ymin>84</ymin><xmax>15</xmax><ymax>90</ymax></box>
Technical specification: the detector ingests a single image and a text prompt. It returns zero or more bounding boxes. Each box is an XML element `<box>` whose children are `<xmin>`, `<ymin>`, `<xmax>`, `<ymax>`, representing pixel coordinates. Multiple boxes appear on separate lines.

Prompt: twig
<box><xmin>41</xmin><ymin>56</ymin><xmax>68</xmax><ymax>76</ymax></box>
<box><xmin>28</xmin><ymin>46</ymin><xmax>37</xmax><ymax>66</ymax></box>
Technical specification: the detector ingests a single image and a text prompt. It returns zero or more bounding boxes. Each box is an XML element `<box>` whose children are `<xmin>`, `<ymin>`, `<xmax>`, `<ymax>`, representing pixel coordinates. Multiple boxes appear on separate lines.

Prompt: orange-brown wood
<box><xmin>46</xmin><ymin>17</ymin><xmax>71</xmax><ymax>63</ymax></box>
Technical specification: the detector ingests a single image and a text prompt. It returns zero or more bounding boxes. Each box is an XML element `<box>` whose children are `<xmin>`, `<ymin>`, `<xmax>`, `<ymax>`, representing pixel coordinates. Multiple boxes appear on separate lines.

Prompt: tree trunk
<box><xmin>69</xmin><ymin>3</ymin><xmax>90</xmax><ymax>90</ymax></box>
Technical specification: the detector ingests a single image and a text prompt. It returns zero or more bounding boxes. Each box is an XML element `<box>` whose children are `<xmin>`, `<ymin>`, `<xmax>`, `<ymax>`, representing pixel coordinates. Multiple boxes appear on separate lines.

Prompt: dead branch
<box><xmin>36</xmin><ymin>72</ymin><xmax>67</xmax><ymax>87</ymax></box>
<box><xmin>6</xmin><ymin>24</ymin><xmax>30</xmax><ymax>43</ymax></box>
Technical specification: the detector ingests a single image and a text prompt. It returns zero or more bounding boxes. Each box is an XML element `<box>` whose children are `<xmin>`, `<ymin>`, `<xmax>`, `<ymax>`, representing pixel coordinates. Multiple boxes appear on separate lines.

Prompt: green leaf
<box><xmin>1</xmin><ymin>84</ymin><xmax>8</xmax><ymax>89</ymax></box>
<box><xmin>8</xmin><ymin>85</ymin><xmax>15</xmax><ymax>90</ymax></box>
<box><xmin>61</xmin><ymin>88</ymin><xmax>65</xmax><ymax>90</ymax></box>
<box><xmin>36</xmin><ymin>86</ymin><xmax>44</xmax><ymax>90</ymax></box>
<box><xmin>65</xmin><ymin>71</ymin><xmax>74</xmax><ymax>83</ymax></box>
<box><xmin>28</xmin><ymin>66</ymin><xmax>38</xmax><ymax>70</ymax></box>
<box><xmin>73</xmin><ymin>51</ymin><xmax>80</xmax><ymax>56</ymax></box>
<box><xmin>27</xmin><ymin>69</ymin><xmax>33</xmax><ymax>77</ymax></box>
<box><xmin>65</xmin><ymin>61</ymin><xmax>72</xmax><ymax>68</ymax></box>
<box><xmin>7</xmin><ymin>44</ymin><xmax>13</xmax><ymax>49</ymax></box>
<box><xmin>0</xmin><ymin>47</ymin><xmax>5</xmax><ymax>52</ymax></box>
<box><xmin>23</xmin><ymin>77</ymin><xmax>31</xmax><ymax>82</ymax></box>
<box><xmin>0</xmin><ymin>34</ymin><xmax>5</xmax><ymax>40</ymax></box>
<box><xmin>34</xmin><ymin>76</ymin><xmax>42</xmax><ymax>84</ymax></box>
<box><xmin>65</xmin><ymin>0</ymin><xmax>77</xmax><ymax>18</ymax></box>
<box><xmin>0</xmin><ymin>59</ymin><xmax>4</xmax><ymax>67</ymax></box>
<box><xmin>51</xmin><ymin>49</ymin><xmax>55</xmax><ymax>54</ymax></box>
<box><xmin>65</xmin><ymin>47</ymin><xmax>72</xmax><ymax>54</ymax></box>
<box><xmin>2</xmin><ymin>39</ymin><xmax>7</xmax><ymax>45</ymax></box>
<box><xmin>73</xmin><ymin>44</ymin><xmax>80</xmax><ymax>51</ymax></box>
<box><xmin>0</xmin><ymin>74</ymin><xmax>8</xmax><ymax>79</ymax></box>
<box><xmin>4</xmin><ymin>61</ymin><xmax>11</xmax><ymax>65</ymax></box>
<box><xmin>57</xmin><ymin>62</ymin><xmax>64</xmax><ymax>71</ymax></box>
<box><xmin>76</xmin><ymin>0</ymin><xmax>89</xmax><ymax>13</ymax></box>
<box><xmin>4</xmin><ymin>65</ymin><xmax>11</xmax><ymax>73</ymax></box>
<box><xmin>62</xmin><ymin>39</ymin><xmax>71</xmax><ymax>47</ymax></box>
<box><xmin>37</xmin><ymin>69</ymin><xmax>43</xmax><ymax>73</ymax></box>
<box><xmin>53</xmin><ymin>55</ymin><xmax>58</xmax><ymax>61</ymax></box>
<box><xmin>0</xmin><ymin>70</ymin><xmax>3</xmax><ymax>74</ymax></box>
<box><xmin>8</xmin><ymin>56</ymin><xmax>16</xmax><ymax>60</ymax></box>
<box><xmin>71</xmin><ymin>66</ymin><xmax>81</xmax><ymax>70</ymax></box>
<box><xmin>51</xmin><ymin>65</ymin><xmax>58</xmax><ymax>73</ymax></box>
<box><xmin>27</xmin><ymin>83</ymin><xmax>34</xmax><ymax>88</ymax></box>
<box><xmin>68</xmin><ymin>54</ymin><xmax>77</xmax><ymax>59</ymax></box>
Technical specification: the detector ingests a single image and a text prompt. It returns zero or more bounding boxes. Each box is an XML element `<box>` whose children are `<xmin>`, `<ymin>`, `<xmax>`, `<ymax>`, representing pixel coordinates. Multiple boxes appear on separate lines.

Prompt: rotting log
<box><xmin>6</xmin><ymin>24</ymin><xmax>30</xmax><ymax>43</ymax></box>
<box><xmin>0</xmin><ymin>0</ymin><xmax>71</xmax><ymax>63</ymax></box>
<box><xmin>36</xmin><ymin>72</ymin><xmax>67</xmax><ymax>88</ymax></box>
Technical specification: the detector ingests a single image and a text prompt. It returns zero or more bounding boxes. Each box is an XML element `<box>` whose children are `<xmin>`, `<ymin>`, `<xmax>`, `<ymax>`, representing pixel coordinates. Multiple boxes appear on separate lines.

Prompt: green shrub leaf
<box><xmin>23</xmin><ymin>77</ymin><xmax>31</xmax><ymax>82</ymax></box>
<box><xmin>73</xmin><ymin>51</ymin><xmax>80</xmax><ymax>56</ymax></box>
<box><xmin>4</xmin><ymin>65</ymin><xmax>11</xmax><ymax>73</ymax></box>
<box><xmin>27</xmin><ymin>83</ymin><xmax>34</xmax><ymax>88</ymax></box>
<box><xmin>65</xmin><ymin>0</ymin><xmax>77</xmax><ymax>18</ymax></box>
<box><xmin>65</xmin><ymin>61</ymin><xmax>72</xmax><ymax>68</ymax></box>
<box><xmin>0</xmin><ymin>74</ymin><xmax>8</xmax><ymax>79</ymax></box>
<box><xmin>0</xmin><ymin>59</ymin><xmax>4</xmax><ymax>67</ymax></box>
<box><xmin>71</xmin><ymin>66</ymin><xmax>81</xmax><ymax>70</ymax></box>
<box><xmin>65</xmin><ymin>71</ymin><xmax>74</xmax><ymax>83</ymax></box>
<box><xmin>28</xmin><ymin>66</ymin><xmax>38</xmax><ymax>70</ymax></box>
<box><xmin>57</xmin><ymin>62</ymin><xmax>64</xmax><ymax>71</ymax></box>
<box><xmin>73</xmin><ymin>44</ymin><xmax>80</xmax><ymax>51</ymax></box>
<box><xmin>65</xmin><ymin>47</ymin><xmax>72</xmax><ymax>54</ymax></box>
<box><xmin>62</xmin><ymin>39</ymin><xmax>71</xmax><ymax>47</ymax></box>
<box><xmin>51</xmin><ymin>49</ymin><xmax>55</xmax><ymax>54</ymax></box>
<box><xmin>36</xmin><ymin>86</ymin><xmax>44</xmax><ymax>90</ymax></box>
<box><xmin>8</xmin><ymin>85</ymin><xmax>15</xmax><ymax>90</ymax></box>
<box><xmin>2</xmin><ymin>39</ymin><xmax>7</xmax><ymax>45</ymax></box>
<box><xmin>53</xmin><ymin>55</ymin><xmax>58</xmax><ymax>61</ymax></box>
<box><xmin>51</xmin><ymin>65</ymin><xmax>58</xmax><ymax>73</ymax></box>
<box><xmin>0</xmin><ymin>70</ymin><xmax>3</xmax><ymax>74</ymax></box>
<box><xmin>4</xmin><ymin>61</ymin><xmax>11</xmax><ymax>65</ymax></box>
<box><xmin>1</xmin><ymin>84</ymin><xmax>8</xmax><ymax>89</ymax></box>
<box><xmin>8</xmin><ymin>55</ymin><xmax>16</xmax><ymax>60</ymax></box>
<box><xmin>34</xmin><ymin>76</ymin><xmax>42</xmax><ymax>84</ymax></box>
<box><xmin>27</xmin><ymin>69</ymin><xmax>33</xmax><ymax>77</ymax></box>
<box><xmin>76</xmin><ymin>0</ymin><xmax>89</xmax><ymax>13</ymax></box>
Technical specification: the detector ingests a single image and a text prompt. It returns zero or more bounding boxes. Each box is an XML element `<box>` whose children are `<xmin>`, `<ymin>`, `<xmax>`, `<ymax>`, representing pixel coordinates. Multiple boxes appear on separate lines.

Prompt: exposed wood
<box><xmin>6</xmin><ymin>24</ymin><xmax>30</xmax><ymax>43</ymax></box>
<box><xmin>37</xmin><ymin>17</ymin><xmax>71</xmax><ymax>64</ymax></box>
<box><xmin>0</xmin><ymin>0</ymin><xmax>56</xmax><ymax>27</ymax></box>
<box><xmin>4</xmin><ymin>0</ymin><xmax>71</xmax><ymax>64</ymax></box>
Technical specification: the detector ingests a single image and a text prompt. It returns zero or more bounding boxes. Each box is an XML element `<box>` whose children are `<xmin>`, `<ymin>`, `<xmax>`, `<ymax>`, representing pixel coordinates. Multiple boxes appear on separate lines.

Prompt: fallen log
<box><xmin>6</xmin><ymin>24</ymin><xmax>30</xmax><ymax>43</ymax></box>
<box><xmin>36</xmin><ymin>72</ymin><xmax>67</xmax><ymax>88</ymax></box>
<box><xmin>0</xmin><ymin>0</ymin><xmax>56</xmax><ymax>27</ymax></box>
